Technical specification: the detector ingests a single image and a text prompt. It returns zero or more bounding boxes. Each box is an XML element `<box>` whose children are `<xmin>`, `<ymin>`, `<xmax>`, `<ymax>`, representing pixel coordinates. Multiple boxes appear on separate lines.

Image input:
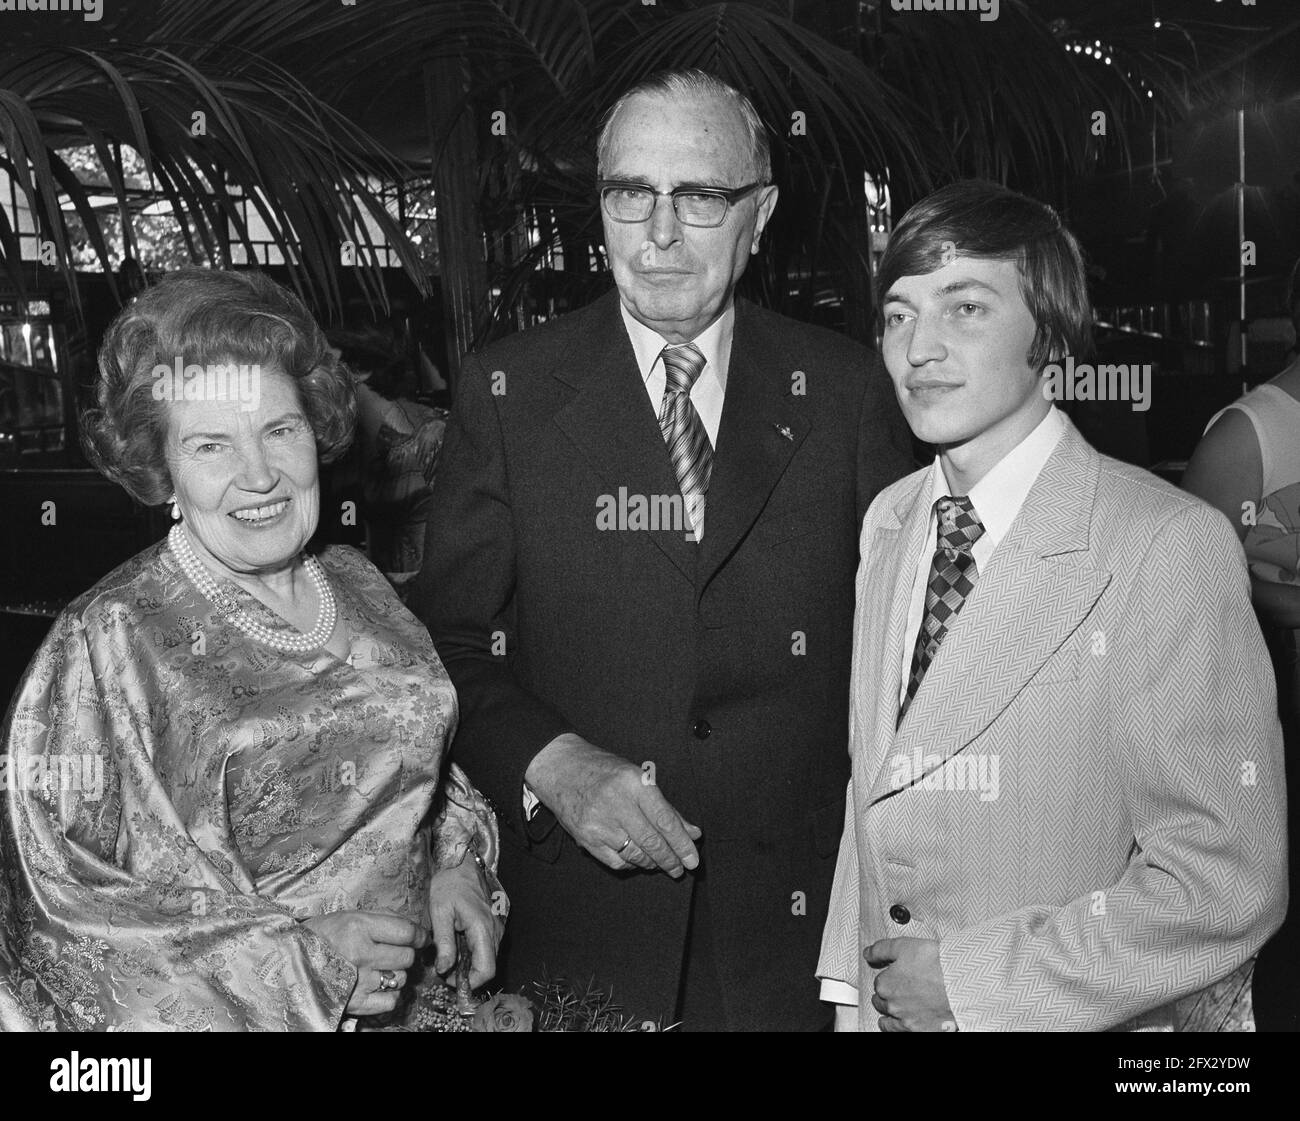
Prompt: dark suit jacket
<box><xmin>410</xmin><ymin>290</ymin><xmax>912</xmax><ymax>1028</ymax></box>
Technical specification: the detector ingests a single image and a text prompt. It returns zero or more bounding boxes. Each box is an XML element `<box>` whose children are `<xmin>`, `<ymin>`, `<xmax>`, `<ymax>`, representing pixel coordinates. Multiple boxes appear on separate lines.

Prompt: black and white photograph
<box><xmin>0</xmin><ymin>0</ymin><xmax>1297</xmax><ymax>1089</ymax></box>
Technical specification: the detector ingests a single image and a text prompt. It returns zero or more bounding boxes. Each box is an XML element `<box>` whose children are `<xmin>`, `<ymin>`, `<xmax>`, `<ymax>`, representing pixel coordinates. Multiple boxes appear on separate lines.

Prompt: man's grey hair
<box><xmin>595</xmin><ymin>69</ymin><xmax>772</xmax><ymax>184</ymax></box>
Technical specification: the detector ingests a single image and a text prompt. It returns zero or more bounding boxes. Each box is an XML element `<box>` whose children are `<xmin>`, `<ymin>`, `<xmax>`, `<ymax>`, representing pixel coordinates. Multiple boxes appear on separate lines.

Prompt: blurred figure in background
<box><xmin>1183</xmin><ymin>258</ymin><xmax>1300</xmax><ymax>1032</ymax></box>
<box><xmin>330</xmin><ymin>327</ymin><xmax>448</xmax><ymax>596</ymax></box>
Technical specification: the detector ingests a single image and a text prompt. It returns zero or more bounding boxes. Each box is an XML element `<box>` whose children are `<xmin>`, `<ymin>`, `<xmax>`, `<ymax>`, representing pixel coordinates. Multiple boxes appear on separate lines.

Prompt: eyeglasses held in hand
<box><xmin>598</xmin><ymin>180</ymin><xmax>764</xmax><ymax>228</ymax></box>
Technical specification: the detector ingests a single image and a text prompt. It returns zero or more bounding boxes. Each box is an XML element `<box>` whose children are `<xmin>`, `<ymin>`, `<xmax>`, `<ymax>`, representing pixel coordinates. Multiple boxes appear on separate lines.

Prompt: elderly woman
<box><xmin>0</xmin><ymin>269</ymin><xmax>500</xmax><ymax>1031</ymax></box>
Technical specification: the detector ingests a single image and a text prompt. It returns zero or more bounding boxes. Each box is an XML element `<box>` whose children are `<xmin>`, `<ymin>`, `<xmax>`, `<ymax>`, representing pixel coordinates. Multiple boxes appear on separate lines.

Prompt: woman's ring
<box><xmin>378</xmin><ymin>969</ymin><xmax>399</xmax><ymax>992</ymax></box>
<box><xmin>617</xmin><ymin>838</ymin><xmax>632</xmax><ymax>853</ymax></box>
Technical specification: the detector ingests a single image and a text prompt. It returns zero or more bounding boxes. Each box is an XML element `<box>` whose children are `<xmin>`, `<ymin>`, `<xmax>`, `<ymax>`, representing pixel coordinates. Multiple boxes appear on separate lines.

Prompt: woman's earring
<box><xmin>169</xmin><ymin>495</ymin><xmax>181</xmax><ymax>521</ymax></box>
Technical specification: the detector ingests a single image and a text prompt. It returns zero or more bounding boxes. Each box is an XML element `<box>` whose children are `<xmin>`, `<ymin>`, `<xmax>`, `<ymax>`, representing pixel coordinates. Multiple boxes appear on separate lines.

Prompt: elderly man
<box><xmin>411</xmin><ymin>69</ymin><xmax>911</xmax><ymax>1030</ymax></box>
<box><xmin>818</xmin><ymin>180</ymin><xmax>1287</xmax><ymax>1032</ymax></box>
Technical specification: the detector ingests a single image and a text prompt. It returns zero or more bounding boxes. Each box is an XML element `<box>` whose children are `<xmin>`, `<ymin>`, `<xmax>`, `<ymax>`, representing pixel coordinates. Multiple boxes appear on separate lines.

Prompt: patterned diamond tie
<box><xmin>658</xmin><ymin>343</ymin><xmax>713</xmax><ymax>541</ymax></box>
<box><xmin>898</xmin><ymin>495</ymin><xmax>986</xmax><ymax>724</ymax></box>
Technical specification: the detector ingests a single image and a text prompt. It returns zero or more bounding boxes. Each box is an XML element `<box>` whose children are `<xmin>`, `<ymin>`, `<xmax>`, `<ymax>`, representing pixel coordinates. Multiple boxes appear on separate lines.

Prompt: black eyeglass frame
<box><xmin>596</xmin><ymin>179</ymin><xmax>766</xmax><ymax>227</ymax></box>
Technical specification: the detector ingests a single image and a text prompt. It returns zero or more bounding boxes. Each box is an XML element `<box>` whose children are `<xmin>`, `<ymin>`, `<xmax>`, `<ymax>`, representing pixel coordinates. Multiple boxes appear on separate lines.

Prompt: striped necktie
<box><xmin>899</xmin><ymin>495</ymin><xmax>986</xmax><ymax>724</ymax></box>
<box><xmin>658</xmin><ymin>343</ymin><xmax>713</xmax><ymax>541</ymax></box>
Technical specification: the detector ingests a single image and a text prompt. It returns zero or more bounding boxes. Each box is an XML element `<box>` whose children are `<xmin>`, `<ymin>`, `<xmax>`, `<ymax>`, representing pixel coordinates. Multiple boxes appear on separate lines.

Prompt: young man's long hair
<box><xmin>877</xmin><ymin>180</ymin><xmax>1093</xmax><ymax>370</ymax></box>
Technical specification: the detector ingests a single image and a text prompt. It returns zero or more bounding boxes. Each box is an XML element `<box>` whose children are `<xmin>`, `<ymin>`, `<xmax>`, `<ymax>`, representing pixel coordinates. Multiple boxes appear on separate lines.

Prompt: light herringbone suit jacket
<box><xmin>818</xmin><ymin>418</ymin><xmax>1288</xmax><ymax>1031</ymax></box>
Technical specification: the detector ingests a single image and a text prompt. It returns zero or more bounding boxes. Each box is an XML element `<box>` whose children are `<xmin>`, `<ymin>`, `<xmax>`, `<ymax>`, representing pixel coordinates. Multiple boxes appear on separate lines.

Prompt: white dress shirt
<box><xmin>820</xmin><ymin>405</ymin><xmax>1067</xmax><ymax>1010</ymax></box>
<box><xmin>620</xmin><ymin>300</ymin><xmax>732</xmax><ymax>454</ymax></box>
<box><xmin>522</xmin><ymin>302</ymin><xmax>736</xmax><ymax>820</ymax></box>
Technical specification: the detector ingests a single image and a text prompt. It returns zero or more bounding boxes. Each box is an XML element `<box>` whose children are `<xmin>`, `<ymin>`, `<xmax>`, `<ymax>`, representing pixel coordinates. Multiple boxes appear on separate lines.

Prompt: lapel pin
<box><xmin>774</xmin><ymin>423</ymin><xmax>794</xmax><ymax>441</ymax></box>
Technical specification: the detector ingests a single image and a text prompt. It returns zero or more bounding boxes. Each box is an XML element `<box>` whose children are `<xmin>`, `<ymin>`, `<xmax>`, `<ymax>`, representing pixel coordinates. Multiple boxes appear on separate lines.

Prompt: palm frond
<box><xmin>0</xmin><ymin>43</ymin><xmax>427</xmax><ymax>314</ymax></box>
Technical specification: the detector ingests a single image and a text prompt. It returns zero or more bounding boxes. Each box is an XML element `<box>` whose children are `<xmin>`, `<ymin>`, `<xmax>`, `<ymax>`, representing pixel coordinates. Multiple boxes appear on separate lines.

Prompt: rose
<box><xmin>471</xmin><ymin>992</ymin><xmax>535</xmax><ymax>1033</ymax></box>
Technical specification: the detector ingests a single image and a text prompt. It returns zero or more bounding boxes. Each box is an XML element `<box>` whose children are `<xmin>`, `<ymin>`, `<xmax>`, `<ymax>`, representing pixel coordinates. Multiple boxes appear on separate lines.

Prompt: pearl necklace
<box><xmin>167</xmin><ymin>523</ymin><xmax>337</xmax><ymax>653</ymax></box>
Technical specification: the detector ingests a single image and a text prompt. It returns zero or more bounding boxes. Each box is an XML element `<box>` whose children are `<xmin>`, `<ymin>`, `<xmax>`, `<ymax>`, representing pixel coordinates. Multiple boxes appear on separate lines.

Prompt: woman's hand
<box><xmin>427</xmin><ymin>854</ymin><xmax>503</xmax><ymax>990</ymax></box>
<box><xmin>303</xmin><ymin>910</ymin><xmax>429</xmax><ymax>1017</ymax></box>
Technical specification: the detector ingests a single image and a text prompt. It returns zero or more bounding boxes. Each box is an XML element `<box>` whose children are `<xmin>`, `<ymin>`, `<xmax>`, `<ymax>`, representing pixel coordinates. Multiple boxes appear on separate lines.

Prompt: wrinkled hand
<box><xmin>525</xmin><ymin>734</ymin><xmax>701</xmax><ymax>876</ymax></box>
<box><xmin>427</xmin><ymin>854</ymin><xmax>503</xmax><ymax>990</ymax></box>
<box><xmin>303</xmin><ymin>910</ymin><xmax>429</xmax><ymax>1017</ymax></box>
<box><xmin>865</xmin><ymin>937</ymin><xmax>957</xmax><ymax>1033</ymax></box>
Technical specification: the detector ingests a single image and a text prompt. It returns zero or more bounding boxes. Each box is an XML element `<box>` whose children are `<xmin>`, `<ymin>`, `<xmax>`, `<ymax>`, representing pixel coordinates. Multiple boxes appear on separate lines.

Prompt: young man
<box><xmin>818</xmin><ymin>180</ymin><xmax>1287</xmax><ymax>1031</ymax></box>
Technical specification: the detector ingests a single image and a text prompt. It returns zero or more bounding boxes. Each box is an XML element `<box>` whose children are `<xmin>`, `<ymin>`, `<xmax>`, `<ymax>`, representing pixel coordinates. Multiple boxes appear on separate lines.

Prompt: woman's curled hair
<box><xmin>81</xmin><ymin>268</ymin><xmax>356</xmax><ymax>506</ymax></box>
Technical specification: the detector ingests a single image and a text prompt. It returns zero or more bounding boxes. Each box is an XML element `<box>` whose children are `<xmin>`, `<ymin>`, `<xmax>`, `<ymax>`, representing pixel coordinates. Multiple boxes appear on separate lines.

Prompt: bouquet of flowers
<box><xmin>417</xmin><ymin>933</ymin><xmax>672</xmax><ymax>1033</ymax></box>
<box><xmin>419</xmin><ymin>977</ymin><xmax>671</xmax><ymax>1033</ymax></box>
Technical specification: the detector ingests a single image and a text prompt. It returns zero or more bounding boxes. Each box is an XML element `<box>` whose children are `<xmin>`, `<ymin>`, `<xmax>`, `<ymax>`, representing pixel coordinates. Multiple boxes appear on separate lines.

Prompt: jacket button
<box><xmin>889</xmin><ymin>904</ymin><xmax>911</xmax><ymax>925</ymax></box>
<box><xmin>692</xmin><ymin>719</ymin><xmax>712</xmax><ymax>740</ymax></box>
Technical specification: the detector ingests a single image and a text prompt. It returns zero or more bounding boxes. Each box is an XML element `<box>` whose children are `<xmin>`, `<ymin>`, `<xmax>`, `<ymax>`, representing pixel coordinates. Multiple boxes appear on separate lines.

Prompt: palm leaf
<box><xmin>0</xmin><ymin>43</ymin><xmax>427</xmax><ymax>314</ymax></box>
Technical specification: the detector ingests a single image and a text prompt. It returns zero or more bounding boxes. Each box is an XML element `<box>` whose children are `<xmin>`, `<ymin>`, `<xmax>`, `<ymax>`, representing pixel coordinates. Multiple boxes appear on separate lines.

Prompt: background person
<box><xmin>329</xmin><ymin>326</ymin><xmax>447</xmax><ymax>594</ymax></box>
<box><xmin>1183</xmin><ymin>259</ymin><xmax>1300</xmax><ymax>1031</ymax></box>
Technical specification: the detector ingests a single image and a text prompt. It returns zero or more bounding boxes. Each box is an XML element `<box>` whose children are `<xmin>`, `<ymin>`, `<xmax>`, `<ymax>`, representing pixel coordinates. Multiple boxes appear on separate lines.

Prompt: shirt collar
<box><xmin>619</xmin><ymin>300</ymin><xmax>734</xmax><ymax>389</ymax></box>
<box><xmin>925</xmin><ymin>406</ymin><xmax>1067</xmax><ymax>552</ymax></box>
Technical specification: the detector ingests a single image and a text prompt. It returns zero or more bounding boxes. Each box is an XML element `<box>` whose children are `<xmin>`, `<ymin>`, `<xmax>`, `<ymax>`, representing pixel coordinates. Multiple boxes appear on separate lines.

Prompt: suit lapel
<box><xmin>549</xmin><ymin>292</ymin><xmax>697</xmax><ymax>581</ymax></box>
<box><xmin>697</xmin><ymin>300</ymin><xmax>812</xmax><ymax>593</ymax></box>
<box><xmin>858</xmin><ymin>474</ymin><xmax>933</xmax><ymax>787</ymax></box>
<box><xmin>867</xmin><ymin>421</ymin><xmax>1113</xmax><ymax>802</ymax></box>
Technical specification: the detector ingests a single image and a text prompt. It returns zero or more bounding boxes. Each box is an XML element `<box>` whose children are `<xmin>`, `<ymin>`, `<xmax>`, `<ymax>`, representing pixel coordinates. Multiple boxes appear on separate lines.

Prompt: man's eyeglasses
<box><xmin>597</xmin><ymin>180</ymin><xmax>764</xmax><ymax>228</ymax></box>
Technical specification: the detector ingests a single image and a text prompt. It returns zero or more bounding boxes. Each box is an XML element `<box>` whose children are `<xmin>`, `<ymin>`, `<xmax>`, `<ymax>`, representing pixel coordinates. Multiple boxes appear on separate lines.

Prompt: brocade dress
<box><xmin>0</xmin><ymin>540</ymin><xmax>498</xmax><ymax>1031</ymax></box>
